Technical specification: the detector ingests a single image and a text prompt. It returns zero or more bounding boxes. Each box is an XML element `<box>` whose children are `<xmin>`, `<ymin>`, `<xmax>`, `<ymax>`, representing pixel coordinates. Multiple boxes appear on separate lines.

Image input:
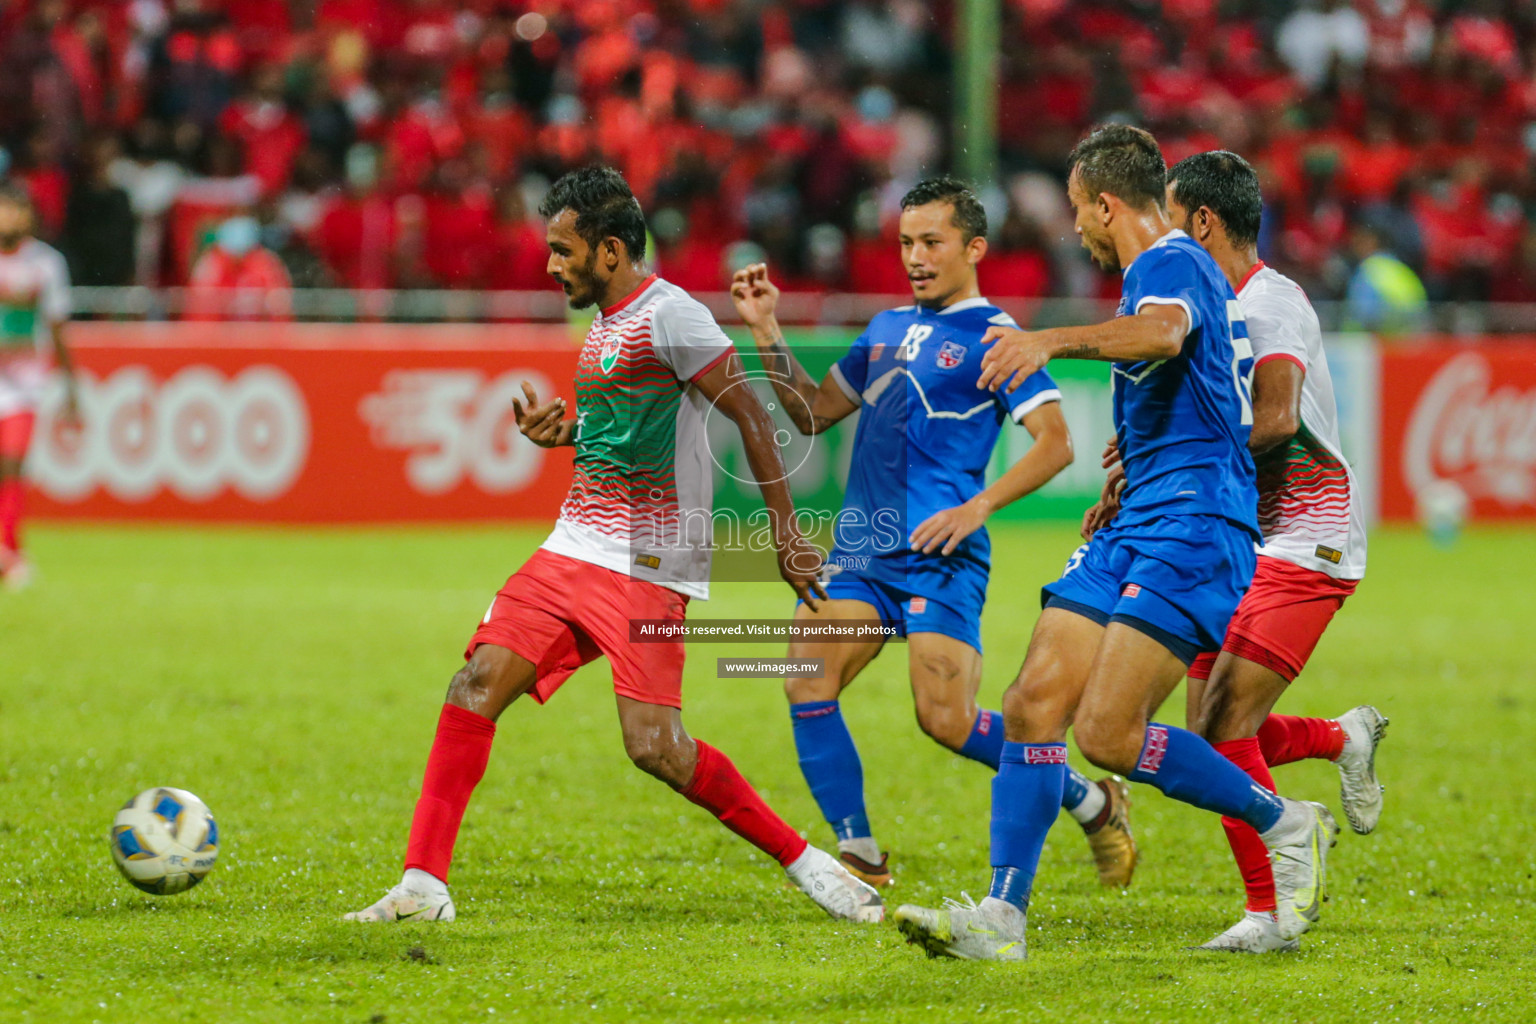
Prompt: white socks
<box><xmin>1258</xmin><ymin>799</ymin><xmax>1308</xmax><ymax>845</ymax></box>
<box><xmin>784</xmin><ymin>845</ymin><xmax>820</xmax><ymax>885</ymax></box>
<box><xmin>978</xmin><ymin>896</ymin><xmax>1027</xmax><ymax>928</ymax></box>
<box><xmin>837</xmin><ymin>836</ymin><xmax>882</xmax><ymax>864</ymax></box>
<box><xmin>1065</xmin><ymin>780</ymin><xmax>1107</xmax><ymax>825</ymax></box>
<box><xmin>403</xmin><ymin>867</ymin><xmax>449</xmax><ymax>897</ymax></box>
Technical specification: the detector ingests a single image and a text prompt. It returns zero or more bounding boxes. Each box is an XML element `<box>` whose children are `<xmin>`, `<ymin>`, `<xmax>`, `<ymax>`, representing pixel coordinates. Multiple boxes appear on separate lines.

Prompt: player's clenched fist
<box><xmin>512</xmin><ymin>380</ymin><xmax>572</xmax><ymax>448</ymax></box>
<box><xmin>977</xmin><ymin>325</ymin><xmax>1054</xmax><ymax>393</ymax></box>
<box><xmin>730</xmin><ymin>263</ymin><xmax>780</xmax><ymax>327</ymax></box>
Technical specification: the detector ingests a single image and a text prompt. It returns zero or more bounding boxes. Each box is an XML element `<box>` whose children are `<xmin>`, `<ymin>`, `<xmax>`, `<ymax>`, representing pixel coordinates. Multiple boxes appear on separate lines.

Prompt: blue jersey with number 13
<box><xmin>1112</xmin><ymin>230</ymin><xmax>1259</xmax><ymax>539</ymax></box>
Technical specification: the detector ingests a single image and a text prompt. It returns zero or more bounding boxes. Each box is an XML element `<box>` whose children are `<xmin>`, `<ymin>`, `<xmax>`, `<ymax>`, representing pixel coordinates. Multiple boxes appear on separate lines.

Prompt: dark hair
<box><xmin>900</xmin><ymin>176</ymin><xmax>988</xmax><ymax>242</ymax></box>
<box><xmin>1167</xmin><ymin>150</ymin><xmax>1263</xmax><ymax>247</ymax></box>
<box><xmin>0</xmin><ymin>183</ymin><xmax>32</xmax><ymax>209</ymax></box>
<box><xmin>1067</xmin><ymin>124</ymin><xmax>1166</xmax><ymax>211</ymax></box>
<box><xmin>538</xmin><ymin>165</ymin><xmax>647</xmax><ymax>262</ymax></box>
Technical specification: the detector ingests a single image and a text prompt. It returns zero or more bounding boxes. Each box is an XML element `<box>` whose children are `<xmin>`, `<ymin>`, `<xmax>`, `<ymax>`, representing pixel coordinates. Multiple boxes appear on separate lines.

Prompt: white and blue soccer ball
<box><xmin>110</xmin><ymin>787</ymin><xmax>219</xmax><ymax>895</ymax></box>
<box><xmin>1416</xmin><ymin>479</ymin><xmax>1470</xmax><ymax>548</ymax></box>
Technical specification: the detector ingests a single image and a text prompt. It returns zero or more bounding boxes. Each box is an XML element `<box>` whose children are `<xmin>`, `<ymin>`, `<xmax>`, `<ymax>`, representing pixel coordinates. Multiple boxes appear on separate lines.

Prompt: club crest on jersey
<box><xmin>599</xmin><ymin>334</ymin><xmax>622</xmax><ymax>374</ymax></box>
<box><xmin>935</xmin><ymin>340</ymin><xmax>966</xmax><ymax>370</ymax></box>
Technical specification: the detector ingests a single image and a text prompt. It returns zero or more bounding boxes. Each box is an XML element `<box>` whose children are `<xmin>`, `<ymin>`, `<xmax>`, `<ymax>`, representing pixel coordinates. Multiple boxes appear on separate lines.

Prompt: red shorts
<box><xmin>1188</xmin><ymin>555</ymin><xmax>1359</xmax><ymax>683</ymax></box>
<box><xmin>466</xmin><ymin>548</ymin><xmax>690</xmax><ymax>709</ymax></box>
<box><xmin>0</xmin><ymin>411</ymin><xmax>35</xmax><ymax>460</ymax></box>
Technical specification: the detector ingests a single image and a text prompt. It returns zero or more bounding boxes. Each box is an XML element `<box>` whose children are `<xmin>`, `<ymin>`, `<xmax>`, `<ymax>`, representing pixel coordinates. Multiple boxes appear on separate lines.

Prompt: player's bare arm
<box><xmin>512</xmin><ymin>380</ymin><xmax>574</xmax><ymax>448</ymax></box>
<box><xmin>977</xmin><ymin>303</ymin><xmax>1188</xmax><ymax>393</ymax></box>
<box><xmin>910</xmin><ymin>402</ymin><xmax>1073</xmax><ymax>555</ymax></box>
<box><xmin>730</xmin><ymin>263</ymin><xmax>858</xmax><ymax>434</ymax></box>
<box><xmin>49</xmin><ymin>322</ymin><xmax>81</xmax><ymax>427</ymax></box>
<box><xmin>692</xmin><ymin>350</ymin><xmax>829</xmax><ymax>609</ymax></box>
<box><xmin>1248</xmin><ymin>357</ymin><xmax>1304</xmax><ymax>455</ymax></box>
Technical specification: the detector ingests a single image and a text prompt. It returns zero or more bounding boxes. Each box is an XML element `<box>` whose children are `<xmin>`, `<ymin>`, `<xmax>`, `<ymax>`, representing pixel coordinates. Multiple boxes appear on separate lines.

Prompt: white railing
<box><xmin>66</xmin><ymin>287</ymin><xmax>1536</xmax><ymax>334</ymax></box>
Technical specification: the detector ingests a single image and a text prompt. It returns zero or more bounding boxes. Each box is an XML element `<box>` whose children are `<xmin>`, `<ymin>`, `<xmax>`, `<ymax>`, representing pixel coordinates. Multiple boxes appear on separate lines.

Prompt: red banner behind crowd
<box><xmin>31</xmin><ymin>323</ymin><xmax>579</xmax><ymax>522</ymax></box>
<box><xmin>1379</xmin><ymin>339</ymin><xmax>1536</xmax><ymax>522</ymax></box>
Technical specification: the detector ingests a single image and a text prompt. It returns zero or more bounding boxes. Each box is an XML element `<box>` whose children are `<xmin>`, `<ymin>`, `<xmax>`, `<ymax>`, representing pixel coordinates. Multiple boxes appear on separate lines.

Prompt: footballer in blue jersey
<box><xmin>894</xmin><ymin>126</ymin><xmax>1339</xmax><ymax>961</ymax></box>
<box><xmin>825</xmin><ymin>297</ymin><xmax>1062</xmax><ymax>624</ymax></box>
<box><xmin>731</xmin><ymin>177</ymin><xmax>1138</xmax><ymax>892</ymax></box>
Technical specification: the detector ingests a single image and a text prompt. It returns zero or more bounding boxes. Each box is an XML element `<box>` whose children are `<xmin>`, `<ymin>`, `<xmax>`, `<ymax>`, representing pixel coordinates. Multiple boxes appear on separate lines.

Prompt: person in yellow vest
<box><xmin>1343</xmin><ymin>219</ymin><xmax>1428</xmax><ymax>335</ymax></box>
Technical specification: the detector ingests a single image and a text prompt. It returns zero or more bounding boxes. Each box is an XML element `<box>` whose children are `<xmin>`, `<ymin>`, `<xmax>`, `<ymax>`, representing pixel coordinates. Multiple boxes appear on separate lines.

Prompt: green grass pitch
<box><xmin>1</xmin><ymin>523</ymin><xmax>1532</xmax><ymax>1022</ymax></box>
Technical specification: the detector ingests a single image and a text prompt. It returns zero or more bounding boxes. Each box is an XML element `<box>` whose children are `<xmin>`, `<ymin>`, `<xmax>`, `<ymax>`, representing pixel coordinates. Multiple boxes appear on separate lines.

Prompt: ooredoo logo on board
<box><xmin>31</xmin><ymin>365</ymin><xmax>310</xmax><ymax>502</ymax></box>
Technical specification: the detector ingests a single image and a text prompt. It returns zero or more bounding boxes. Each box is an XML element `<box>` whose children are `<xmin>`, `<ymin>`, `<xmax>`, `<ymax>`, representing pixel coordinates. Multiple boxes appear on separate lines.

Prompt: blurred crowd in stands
<box><xmin>4</xmin><ymin>0</ymin><xmax>1536</xmax><ymax>321</ymax></box>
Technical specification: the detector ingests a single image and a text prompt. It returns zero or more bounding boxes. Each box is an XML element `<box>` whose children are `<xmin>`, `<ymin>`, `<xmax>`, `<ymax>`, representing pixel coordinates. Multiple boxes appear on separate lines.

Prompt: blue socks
<box><xmin>1061</xmin><ymin>766</ymin><xmax>1090</xmax><ymax>808</ymax></box>
<box><xmin>789</xmin><ymin>701</ymin><xmax>870</xmax><ymax>840</ymax></box>
<box><xmin>1127</xmin><ymin>723</ymin><xmax>1286</xmax><ymax>832</ymax></box>
<box><xmin>958</xmin><ymin>710</ymin><xmax>1005</xmax><ymax>769</ymax></box>
<box><xmin>963</xmin><ymin>710</ymin><xmax>1097</xmax><ymax>819</ymax></box>
<box><xmin>987</xmin><ymin>742</ymin><xmax>1066</xmax><ymax>911</ymax></box>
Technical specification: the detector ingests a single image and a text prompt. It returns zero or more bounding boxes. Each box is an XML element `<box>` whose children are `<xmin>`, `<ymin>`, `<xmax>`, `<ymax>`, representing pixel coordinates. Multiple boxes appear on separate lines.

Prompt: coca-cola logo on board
<box><xmin>1403</xmin><ymin>353</ymin><xmax>1536</xmax><ymax>507</ymax></box>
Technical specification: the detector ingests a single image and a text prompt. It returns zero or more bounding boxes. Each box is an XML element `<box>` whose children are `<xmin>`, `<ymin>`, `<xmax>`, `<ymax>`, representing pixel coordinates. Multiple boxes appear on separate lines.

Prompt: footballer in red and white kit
<box><xmin>1164</xmin><ymin>152</ymin><xmax>1387</xmax><ymax>953</ymax></box>
<box><xmin>0</xmin><ymin>185</ymin><xmax>81</xmax><ymax>589</ymax></box>
<box><xmin>344</xmin><ymin>167</ymin><xmax>883</xmax><ymax>927</ymax></box>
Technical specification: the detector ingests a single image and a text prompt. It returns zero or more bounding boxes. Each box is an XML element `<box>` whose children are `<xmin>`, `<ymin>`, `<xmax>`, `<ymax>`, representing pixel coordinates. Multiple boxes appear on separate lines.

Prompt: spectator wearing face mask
<box><xmin>184</xmin><ymin>213</ymin><xmax>292</xmax><ymax>321</ymax></box>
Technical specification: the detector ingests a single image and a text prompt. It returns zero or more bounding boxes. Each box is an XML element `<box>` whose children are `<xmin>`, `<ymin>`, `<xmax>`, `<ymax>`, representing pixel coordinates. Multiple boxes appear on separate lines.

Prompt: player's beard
<box><xmin>1084</xmin><ymin>232</ymin><xmax>1119</xmax><ymax>271</ymax></box>
<box><xmin>0</xmin><ymin>231</ymin><xmax>23</xmax><ymax>251</ymax></box>
<box><xmin>561</xmin><ymin>251</ymin><xmax>601</xmax><ymax>310</ymax></box>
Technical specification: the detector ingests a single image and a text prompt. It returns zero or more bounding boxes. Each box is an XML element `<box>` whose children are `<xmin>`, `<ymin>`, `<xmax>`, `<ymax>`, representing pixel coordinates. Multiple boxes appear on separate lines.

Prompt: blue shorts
<box><xmin>805</xmin><ymin>573</ymin><xmax>983</xmax><ymax>653</ymax></box>
<box><xmin>1040</xmin><ymin>515</ymin><xmax>1256</xmax><ymax>665</ymax></box>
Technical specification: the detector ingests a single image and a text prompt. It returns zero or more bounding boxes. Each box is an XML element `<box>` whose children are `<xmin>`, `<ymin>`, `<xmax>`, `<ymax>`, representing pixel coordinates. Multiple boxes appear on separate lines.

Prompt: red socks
<box><xmin>0</xmin><ymin>476</ymin><xmax>22</xmax><ymax>558</ymax></box>
<box><xmin>1258</xmin><ymin>714</ymin><xmax>1345</xmax><ymax>766</ymax></box>
<box><xmin>1215</xmin><ymin>715</ymin><xmax>1343</xmax><ymax>912</ymax></box>
<box><xmin>404</xmin><ymin>704</ymin><xmax>497</xmax><ymax>883</ymax></box>
<box><xmin>401</xmin><ymin>712</ymin><xmax>807</xmax><ymax>884</ymax></box>
<box><xmin>683</xmin><ymin>740</ymin><xmax>808</xmax><ymax>868</ymax></box>
<box><xmin>1212</xmin><ymin>737</ymin><xmax>1277</xmax><ymax>912</ymax></box>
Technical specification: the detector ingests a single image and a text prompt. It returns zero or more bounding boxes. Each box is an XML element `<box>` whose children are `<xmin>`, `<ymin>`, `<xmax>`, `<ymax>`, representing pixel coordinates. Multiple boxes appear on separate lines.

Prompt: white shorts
<box><xmin>0</xmin><ymin>353</ymin><xmax>47</xmax><ymax>419</ymax></box>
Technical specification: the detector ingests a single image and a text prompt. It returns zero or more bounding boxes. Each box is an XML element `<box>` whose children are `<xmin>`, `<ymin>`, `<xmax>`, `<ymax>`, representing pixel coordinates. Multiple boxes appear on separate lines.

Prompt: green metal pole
<box><xmin>955</xmin><ymin>0</ymin><xmax>1000</xmax><ymax>188</ymax></box>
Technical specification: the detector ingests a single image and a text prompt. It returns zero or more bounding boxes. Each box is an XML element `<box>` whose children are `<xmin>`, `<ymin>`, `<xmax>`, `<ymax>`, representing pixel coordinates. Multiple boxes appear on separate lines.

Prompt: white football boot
<box><xmin>1194</xmin><ymin>910</ymin><xmax>1300</xmax><ymax>953</ymax></box>
<box><xmin>344</xmin><ymin>871</ymin><xmax>456</xmax><ymax>922</ymax></box>
<box><xmin>785</xmin><ymin>845</ymin><xmax>884</xmax><ymax>923</ymax></box>
<box><xmin>894</xmin><ymin>895</ymin><xmax>1027</xmax><ymax>961</ymax></box>
<box><xmin>2</xmin><ymin>556</ymin><xmax>33</xmax><ymax>591</ymax></box>
<box><xmin>1334</xmin><ymin>706</ymin><xmax>1389</xmax><ymax>834</ymax></box>
<box><xmin>1261</xmin><ymin>799</ymin><xmax>1339</xmax><ymax>940</ymax></box>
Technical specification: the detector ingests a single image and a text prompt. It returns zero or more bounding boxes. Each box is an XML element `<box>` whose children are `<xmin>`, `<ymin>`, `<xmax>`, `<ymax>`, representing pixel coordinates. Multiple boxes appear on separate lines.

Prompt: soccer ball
<box><xmin>110</xmin><ymin>787</ymin><xmax>220</xmax><ymax>895</ymax></box>
<box><xmin>1415</xmin><ymin>479</ymin><xmax>1470</xmax><ymax>547</ymax></box>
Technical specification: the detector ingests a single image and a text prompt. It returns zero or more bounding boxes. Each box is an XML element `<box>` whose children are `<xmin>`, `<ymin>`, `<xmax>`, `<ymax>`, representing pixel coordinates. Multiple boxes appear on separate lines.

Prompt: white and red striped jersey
<box><xmin>1239</xmin><ymin>263</ymin><xmax>1367</xmax><ymax>580</ymax></box>
<box><xmin>540</xmin><ymin>275</ymin><xmax>733</xmax><ymax>599</ymax></box>
<box><xmin>0</xmin><ymin>238</ymin><xmax>70</xmax><ymax>417</ymax></box>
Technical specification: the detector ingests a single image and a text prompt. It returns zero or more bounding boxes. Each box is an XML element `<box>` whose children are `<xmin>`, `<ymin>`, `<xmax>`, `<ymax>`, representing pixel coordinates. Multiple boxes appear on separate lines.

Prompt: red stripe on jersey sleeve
<box><xmin>1255</xmin><ymin>352</ymin><xmax>1306</xmax><ymax>371</ymax></box>
<box><xmin>689</xmin><ymin>348</ymin><xmax>733</xmax><ymax>383</ymax></box>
